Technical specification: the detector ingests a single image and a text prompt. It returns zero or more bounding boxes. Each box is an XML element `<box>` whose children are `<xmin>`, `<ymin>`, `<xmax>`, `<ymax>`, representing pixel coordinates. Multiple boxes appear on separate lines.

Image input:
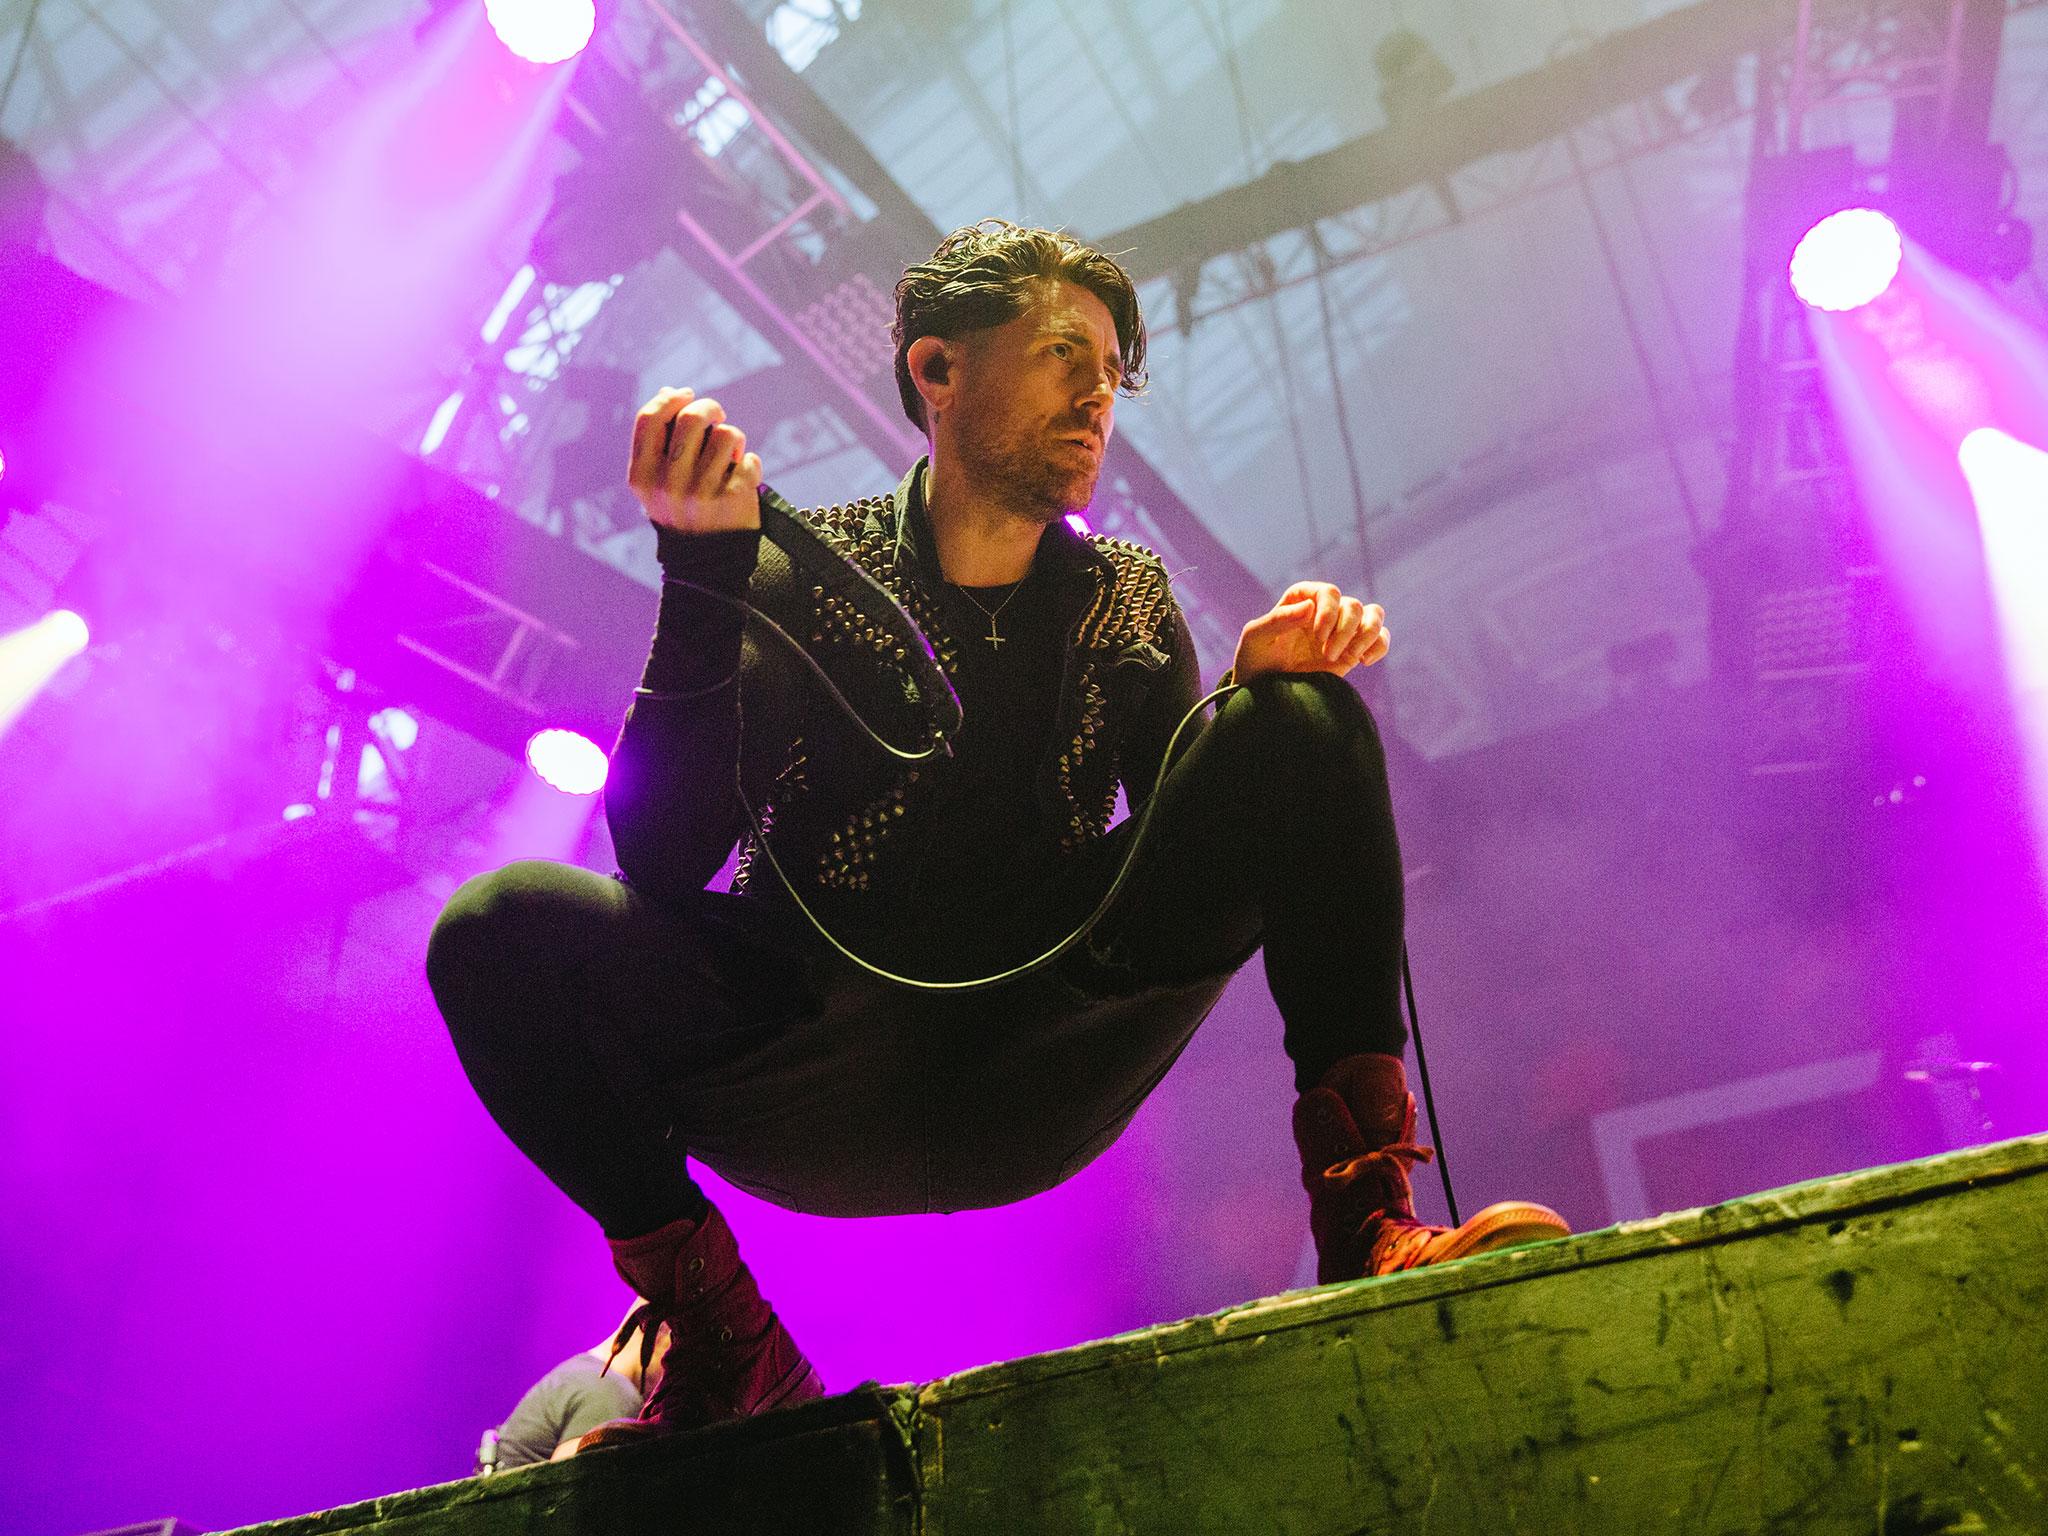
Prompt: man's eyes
<box><xmin>1048</xmin><ymin>341</ymin><xmax>1121</xmax><ymax>383</ymax></box>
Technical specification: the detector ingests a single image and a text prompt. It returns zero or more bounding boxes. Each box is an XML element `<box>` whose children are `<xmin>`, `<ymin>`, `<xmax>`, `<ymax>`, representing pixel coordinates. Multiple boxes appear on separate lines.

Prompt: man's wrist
<box><xmin>654</xmin><ymin>523</ymin><xmax>762</xmax><ymax>583</ymax></box>
<box><xmin>639</xmin><ymin>531</ymin><xmax>754</xmax><ymax>696</ymax></box>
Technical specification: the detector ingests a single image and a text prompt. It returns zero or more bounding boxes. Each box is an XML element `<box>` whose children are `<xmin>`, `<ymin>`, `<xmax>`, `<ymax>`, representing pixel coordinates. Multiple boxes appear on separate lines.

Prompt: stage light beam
<box><xmin>1959</xmin><ymin>428</ymin><xmax>2048</xmax><ymax>880</ymax></box>
<box><xmin>1960</xmin><ymin>427</ymin><xmax>2048</xmax><ymax>695</ymax></box>
<box><xmin>0</xmin><ymin>609</ymin><xmax>92</xmax><ymax>739</ymax></box>
<box><xmin>525</xmin><ymin>727</ymin><xmax>608</xmax><ymax>794</ymax></box>
<box><xmin>483</xmin><ymin>0</ymin><xmax>596</xmax><ymax>64</ymax></box>
<box><xmin>1791</xmin><ymin>209</ymin><xmax>1903</xmax><ymax>313</ymax></box>
<box><xmin>1960</xmin><ymin>427</ymin><xmax>2048</xmax><ymax>518</ymax></box>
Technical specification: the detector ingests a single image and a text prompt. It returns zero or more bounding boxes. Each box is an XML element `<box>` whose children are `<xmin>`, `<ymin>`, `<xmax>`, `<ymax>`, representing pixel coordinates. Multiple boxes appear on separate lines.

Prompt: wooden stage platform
<box><xmin>232</xmin><ymin>1133</ymin><xmax>2047</xmax><ymax>1534</ymax></box>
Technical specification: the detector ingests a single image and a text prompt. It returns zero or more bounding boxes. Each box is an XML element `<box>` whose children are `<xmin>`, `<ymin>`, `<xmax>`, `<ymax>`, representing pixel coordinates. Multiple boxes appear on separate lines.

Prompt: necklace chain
<box><xmin>925</xmin><ymin>471</ymin><xmax>1029</xmax><ymax>648</ymax></box>
<box><xmin>950</xmin><ymin>579</ymin><xmax>1025</xmax><ymax>650</ymax></box>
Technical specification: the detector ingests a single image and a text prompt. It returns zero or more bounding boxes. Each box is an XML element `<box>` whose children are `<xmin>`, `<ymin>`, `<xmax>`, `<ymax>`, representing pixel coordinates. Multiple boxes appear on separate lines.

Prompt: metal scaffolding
<box><xmin>1725</xmin><ymin>0</ymin><xmax>2009</xmax><ymax>781</ymax></box>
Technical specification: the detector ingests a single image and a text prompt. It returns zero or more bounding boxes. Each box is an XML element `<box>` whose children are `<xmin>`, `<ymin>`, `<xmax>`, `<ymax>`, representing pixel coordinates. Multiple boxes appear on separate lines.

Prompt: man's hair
<box><xmin>892</xmin><ymin>219</ymin><xmax>1148</xmax><ymax>432</ymax></box>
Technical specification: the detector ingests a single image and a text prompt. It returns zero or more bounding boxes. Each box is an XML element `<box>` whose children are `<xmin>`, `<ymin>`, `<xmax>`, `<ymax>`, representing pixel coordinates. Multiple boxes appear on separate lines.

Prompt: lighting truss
<box><xmin>1730</xmin><ymin>0</ymin><xmax>2004</xmax><ymax>780</ymax></box>
<box><xmin>1147</xmin><ymin>81</ymin><xmax>1760</xmax><ymax>340</ymax></box>
<box><xmin>410</xmin><ymin>0</ymin><xmax>1267</xmax><ymax>670</ymax></box>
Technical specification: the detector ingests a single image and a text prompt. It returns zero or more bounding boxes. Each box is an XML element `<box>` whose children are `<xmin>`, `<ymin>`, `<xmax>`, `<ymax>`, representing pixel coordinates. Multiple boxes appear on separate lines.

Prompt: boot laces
<box><xmin>1327</xmin><ymin>1146</ymin><xmax>1458</xmax><ymax>1277</ymax></box>
<box><xmin>1322</xmin><ymin>1143</ymin><xmax>1440</xmax><ymax>1264</ymax></box>
<box><xmin>600</xmin><ymin>1301</ymin><xmax>662</xmax><ymax>1385</ymax></box>
<box><xmin>1322</xmin><ymin>1141</ymin><xmax>1434</xmax><ymax>1199</ymax></box>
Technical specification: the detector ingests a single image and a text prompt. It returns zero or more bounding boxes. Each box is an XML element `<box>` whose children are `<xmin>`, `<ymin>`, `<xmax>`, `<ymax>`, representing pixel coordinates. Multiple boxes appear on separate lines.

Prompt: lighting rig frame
<box><xmin>1722</xmin><ymin>0</ymin><xmax>2013</xmax><ymax>783</ymax></box>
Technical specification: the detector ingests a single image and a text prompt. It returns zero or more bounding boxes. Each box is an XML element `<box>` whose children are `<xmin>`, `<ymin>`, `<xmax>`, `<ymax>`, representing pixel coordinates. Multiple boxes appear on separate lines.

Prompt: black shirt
<box><xmin>904</xmin><ymin>568</ymin><xmax>1065</xmax><ymax>907</ymax></box>
<box><xmin>602</xmin><ymin>467</ymin><xmax>1209</xmax><ymax>977</ymax></box>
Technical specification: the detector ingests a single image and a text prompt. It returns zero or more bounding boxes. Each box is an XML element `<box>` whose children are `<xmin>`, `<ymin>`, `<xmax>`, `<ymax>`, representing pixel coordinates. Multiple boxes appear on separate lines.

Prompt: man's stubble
<box><xmin>953</xmin><ymin>393</ymin><xmax>1099</xmax><ymax>525</ymax></box>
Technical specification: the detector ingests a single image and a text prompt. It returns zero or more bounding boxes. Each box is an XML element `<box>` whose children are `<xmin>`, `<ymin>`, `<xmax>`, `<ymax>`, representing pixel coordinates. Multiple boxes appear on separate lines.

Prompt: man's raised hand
<box><xmin>1230</xmin><ymin>582</ymin><xmax>1390</xmax><ymax>683</ymax></box>
<box><xmin>628</xmin><ymin>387</ymin><xmax>763</xmax><ymax>535</ymax></box>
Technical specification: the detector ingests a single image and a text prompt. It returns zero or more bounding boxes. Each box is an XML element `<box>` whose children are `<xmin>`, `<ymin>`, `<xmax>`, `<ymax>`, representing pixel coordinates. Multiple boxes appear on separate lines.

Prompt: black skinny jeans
<box><xmin>426</xmin><ymin>672</ymin><xmax>1405</xmax><ymax>1238</ymax></box>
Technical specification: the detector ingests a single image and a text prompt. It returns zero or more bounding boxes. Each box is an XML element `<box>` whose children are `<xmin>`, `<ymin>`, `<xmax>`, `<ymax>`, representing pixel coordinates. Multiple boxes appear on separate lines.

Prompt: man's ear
<box><xmin>906</xmin><ymin>335</ymin><xmax>956</xmax><ymax>421</ymax></box>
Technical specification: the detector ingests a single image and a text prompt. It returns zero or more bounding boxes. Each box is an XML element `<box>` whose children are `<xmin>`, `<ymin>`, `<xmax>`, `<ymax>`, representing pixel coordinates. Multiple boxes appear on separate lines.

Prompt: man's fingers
<box><xmin>1313</xmin><ymin>588</ymin><xmax>1344</xmax><ymax>649</ymax></box>
<box><xmin>1333</xmin><ymin>615</ymin><xmax>1388</xmax><ymax>668</ymax></box>
<box><xmin>660</xmin><ymin>399</ymin><xmax>725</xmax><ymax>496</ymax></box>
<box><xmin>1323</xmin><ymin>595</ymin><xmax>1367</xmax><ymax>657</ymax></box>
<box><xmin>628</xmin><ymin>387</ymin><xmax>695</xmax><ymax>489</ymax></box>
<box><xmin>688</xmin><ymin>423</ymin><xmax>746</xmax><ymax>497</ymax></box>
<box><xmin>624</xmin><ymin>389</ymin><xmax>765</xmax><ymax>533</ymax></box>
<box><xmin>1346</xmin><ymin>625</ymin><xmax>1391</xmax><ymax>668</ymax></box>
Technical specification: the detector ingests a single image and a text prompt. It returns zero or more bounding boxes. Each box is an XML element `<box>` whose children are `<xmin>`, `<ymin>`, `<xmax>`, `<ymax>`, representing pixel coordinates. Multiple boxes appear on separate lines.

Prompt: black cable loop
<box><xmin>661</xmin><ymin>485</ymin><xmax>1458</xmax><ymax>1214</ymax></box>
<box><xmin>731</xmin><ymin>679</ymin><xmax>1239</xmax><ymax>993</ymax></box>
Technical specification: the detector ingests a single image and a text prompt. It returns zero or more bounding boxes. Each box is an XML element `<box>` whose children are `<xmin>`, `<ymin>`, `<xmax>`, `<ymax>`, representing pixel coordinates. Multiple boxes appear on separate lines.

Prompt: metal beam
<box><xmin>635</xmin><ymin>0</ymin><xmax>1274</xmax><ymax>647</ymax></box>
<box><xmin>1094</xmin><ymin>0</ymin><xmax>1791</xmax><ymax>282</ymax></box>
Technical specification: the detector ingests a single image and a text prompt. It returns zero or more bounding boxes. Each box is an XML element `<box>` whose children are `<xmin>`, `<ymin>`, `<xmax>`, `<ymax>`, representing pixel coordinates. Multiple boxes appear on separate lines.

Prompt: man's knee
<box><xmin>426</xmin><ymin>859</ymin><xmax>617</xmax><ymax>1015</ymax></box>
<box><xmin>1222</xmin><ymin>671</ymin><xmax>1386</xmax><ymax>771</ymax></box>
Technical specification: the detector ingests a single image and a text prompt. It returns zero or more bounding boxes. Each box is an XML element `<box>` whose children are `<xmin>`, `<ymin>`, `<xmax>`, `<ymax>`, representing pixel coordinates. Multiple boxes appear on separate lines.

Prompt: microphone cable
<box><xmin>665</xmin><ymin>486</ymin><xmax>1459</xmax><ymax>1217</ymax></box>
<box><xmin>663</xmin><ymin>487</ymin><xmax>1235</xmax><ymax>994</ymax></box>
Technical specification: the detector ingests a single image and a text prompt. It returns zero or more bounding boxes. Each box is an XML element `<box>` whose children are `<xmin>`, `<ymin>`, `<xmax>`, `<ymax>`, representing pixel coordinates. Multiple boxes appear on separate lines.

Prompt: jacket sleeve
<box><xmin>1118</xmin><ymin>598</ymin><xmax>1208</xmax><ymax>818</ymax></box>
<box><xmin>603</xmin><ymin>526</ymin><xmax>767</xmax><ymax>904</ymax></box>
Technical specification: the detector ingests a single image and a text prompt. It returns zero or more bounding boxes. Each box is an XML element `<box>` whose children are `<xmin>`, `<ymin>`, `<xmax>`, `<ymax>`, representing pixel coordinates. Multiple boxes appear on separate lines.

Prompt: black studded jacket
<box><xmin>604</xmin><ymin>460</ymin><xmax>1212</xmax><ymax>960</ymax></box>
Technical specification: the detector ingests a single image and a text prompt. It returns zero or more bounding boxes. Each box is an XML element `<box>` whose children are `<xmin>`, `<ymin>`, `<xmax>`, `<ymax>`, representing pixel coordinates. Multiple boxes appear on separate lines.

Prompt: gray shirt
<box><xmin>492</xmin><ymin>1353</ymin><xmax>642</xmax><ymax>1468</ymax></box>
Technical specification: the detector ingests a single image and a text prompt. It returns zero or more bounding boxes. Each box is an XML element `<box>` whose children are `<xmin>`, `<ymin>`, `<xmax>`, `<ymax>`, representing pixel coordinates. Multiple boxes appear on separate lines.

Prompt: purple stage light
<box><xmin>1959</xmin><ymin>426</ymin><xmax>2048</xmax><ymax>509</ymax></box>
<box><xmin>1960</xmin><ymin>428</ymin><xmax>2048</xmax><ymax>893</ymax></box>
<box><xmin>0</xmin><ymin>609</ymin><xmax>93</xmax><ymax>739</ymax></box>
<box><xmin>1791</xmin><ymin>209</ymin><xmax>1903</xmax><ymax>312</ymax></box>
<box><xmin>45</xmin><ymin>609</ymin><xmax>89</xmax><ymax>653</ymax></box>
<box><xmin>1066</xmin><ymin>512</ymin><xmax>1092</xmax><ymax>536</ymax></box>
<box><xmin>483</xmin><ymin>0</ymin><xmax>596</xmax><ymax>64</ymax></box>
<box><xmin>525</xmin><ymin>727</ymin><xmax>608</xmax><ymax>794</ymax></box>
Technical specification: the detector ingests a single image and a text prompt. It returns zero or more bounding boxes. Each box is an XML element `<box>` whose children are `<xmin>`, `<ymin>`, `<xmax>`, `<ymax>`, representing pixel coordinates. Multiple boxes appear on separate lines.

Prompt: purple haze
<box><xmin>5</xmin><ymin>24</ymin><xmax>2047</xmax><ymax>1536</ymax></box>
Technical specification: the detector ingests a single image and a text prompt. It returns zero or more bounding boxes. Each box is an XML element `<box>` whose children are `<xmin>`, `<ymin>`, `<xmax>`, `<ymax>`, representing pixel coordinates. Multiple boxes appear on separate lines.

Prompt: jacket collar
<box><xmin>889</xmin><ymin>457</ymin><xmax>1116</xmax><ymax>616</ymax></box>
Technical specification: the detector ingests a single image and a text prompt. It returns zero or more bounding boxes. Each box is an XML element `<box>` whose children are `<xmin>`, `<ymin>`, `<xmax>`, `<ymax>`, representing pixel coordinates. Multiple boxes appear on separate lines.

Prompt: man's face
<box><xmin>951</xmin><ymin>278</ymin><xmax>1123</xmax><ymax>520</ymax></box>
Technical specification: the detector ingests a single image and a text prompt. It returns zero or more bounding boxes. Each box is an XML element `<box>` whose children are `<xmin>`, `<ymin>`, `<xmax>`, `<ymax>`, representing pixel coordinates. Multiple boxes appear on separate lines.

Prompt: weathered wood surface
<box><xmin>229</xmin><ymin>1133</ymin><xmax>2048</xmax><ymax>1536</ymax></box>
<box><xmin>225</xmin><ymin>1392</ymin><xmax>917</xmax><ymax>1536</ymax></box>
<box><xmin>918</xmin><ymin>1131</ymin><xmax>2048</xmax><ymax>1535</ymax></box>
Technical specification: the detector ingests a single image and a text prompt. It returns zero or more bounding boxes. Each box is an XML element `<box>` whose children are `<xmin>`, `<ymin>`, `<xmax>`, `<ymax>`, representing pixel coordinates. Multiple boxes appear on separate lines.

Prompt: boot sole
<box><xmin>1427</xmin><ymin>1200</ymin><xmax>1571</xmax><ymax>1265</ymax></box>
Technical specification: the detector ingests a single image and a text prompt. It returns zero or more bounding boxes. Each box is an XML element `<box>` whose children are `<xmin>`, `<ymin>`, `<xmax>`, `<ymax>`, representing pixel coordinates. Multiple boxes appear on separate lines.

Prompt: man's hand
<box><xmin>1232</xmin><ymin>582</ymin><xmax>1390</xmax><ymax>683</ymax></box>
<box><xmin>628</xmin><ymin>387</ymin><xmax>763</xmax><ymax>535</ymax></box>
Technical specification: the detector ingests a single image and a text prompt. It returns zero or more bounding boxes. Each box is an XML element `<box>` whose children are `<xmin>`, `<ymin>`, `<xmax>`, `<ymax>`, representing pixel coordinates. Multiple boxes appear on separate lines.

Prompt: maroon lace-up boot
<box><xmin>1293</xmin><ymin>1053</ymin><xmax>1569</xmax><ymax>1282</ymax></box>
<box><xmin>575</xmin><ymin>1203</ymin><xmax>824</xmax><ymax>1453</ymax></box>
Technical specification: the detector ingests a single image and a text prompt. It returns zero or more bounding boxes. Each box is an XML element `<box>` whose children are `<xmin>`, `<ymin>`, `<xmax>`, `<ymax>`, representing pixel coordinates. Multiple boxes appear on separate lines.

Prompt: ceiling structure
<box><xmin>5</xmin><ymin>0</ymin><xmax>2048</xmax><ymax>760</ymax></box>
